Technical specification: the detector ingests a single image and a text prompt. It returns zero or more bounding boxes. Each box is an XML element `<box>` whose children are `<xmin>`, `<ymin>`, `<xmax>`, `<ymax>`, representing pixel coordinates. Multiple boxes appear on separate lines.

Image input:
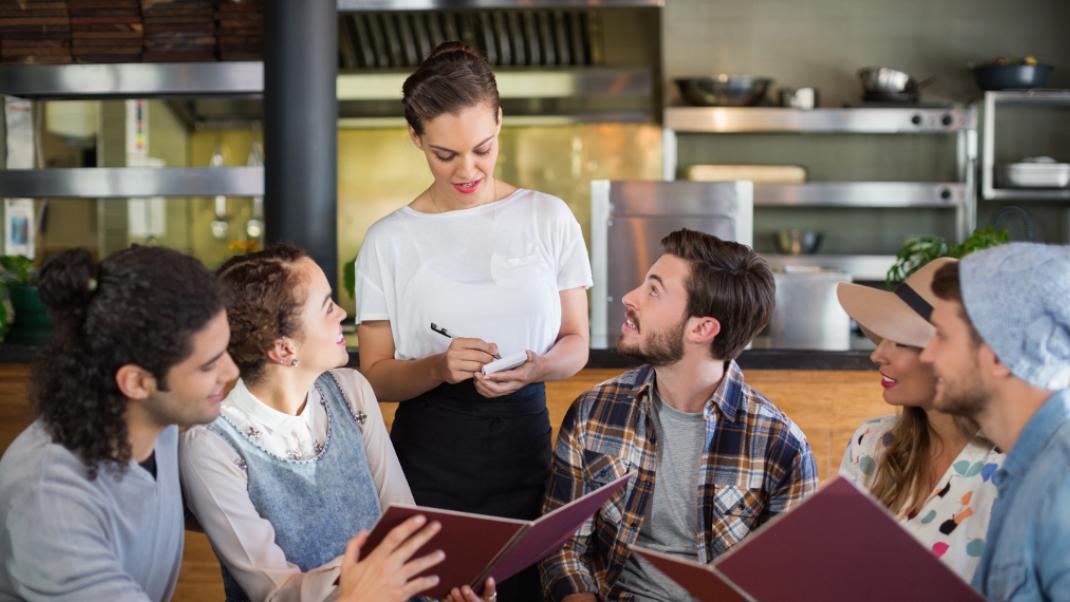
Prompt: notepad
<box><xmin>633</xmin><ymin>476</ymin><xmax>983</xmax><ymax>602</ymax></box>
<box><xmin>364</xmin><ymin>473</ymin><xmax>632</xmax><ymax>598</ymax></box>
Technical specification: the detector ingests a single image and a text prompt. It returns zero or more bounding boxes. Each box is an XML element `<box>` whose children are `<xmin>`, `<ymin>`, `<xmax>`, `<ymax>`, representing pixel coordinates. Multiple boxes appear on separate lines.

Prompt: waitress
<box><xmin>355</xmin><ymin>41</ymin><xmax>592</xmax><ymax>600</ymax></box>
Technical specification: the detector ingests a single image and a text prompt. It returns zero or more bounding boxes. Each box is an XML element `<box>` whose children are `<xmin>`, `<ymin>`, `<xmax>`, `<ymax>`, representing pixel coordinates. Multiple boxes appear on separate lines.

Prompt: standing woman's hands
<box><xmin>437</xmin><ymin>338</ymin><xmax>499</xmax><ymax>384</ymax></box>
<box><xmin>336</xmin><ymin>515</ymin><xmax>445</xmax><ymax>602</ymax></box>
<box><xmin>473</xmin><ymin>350</ymin><xmax>544</xmax><ymax>398</ymax></box>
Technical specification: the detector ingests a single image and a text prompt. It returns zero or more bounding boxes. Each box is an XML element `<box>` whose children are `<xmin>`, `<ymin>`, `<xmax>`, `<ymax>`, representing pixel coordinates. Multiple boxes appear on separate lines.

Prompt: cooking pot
<box><xmin>858</xmin><ymin>67</ymin><xmax>931</xmax><ymax>103</ymax></box>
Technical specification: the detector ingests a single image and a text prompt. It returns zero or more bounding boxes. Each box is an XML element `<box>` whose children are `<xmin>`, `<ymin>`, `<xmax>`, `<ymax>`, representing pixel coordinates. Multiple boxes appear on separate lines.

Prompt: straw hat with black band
<box><xmin>836</xmin><ymin>257</ymin><xmax>957</xmax><ymax>348</ymax></box>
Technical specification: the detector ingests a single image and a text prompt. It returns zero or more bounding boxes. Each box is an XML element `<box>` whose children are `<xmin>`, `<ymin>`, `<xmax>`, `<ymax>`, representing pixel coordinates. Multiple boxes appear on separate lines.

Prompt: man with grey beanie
<box><xmin>919</xmin><ymin>242</ymin><xmax>1070</xmax><ymax>602</ymax></box>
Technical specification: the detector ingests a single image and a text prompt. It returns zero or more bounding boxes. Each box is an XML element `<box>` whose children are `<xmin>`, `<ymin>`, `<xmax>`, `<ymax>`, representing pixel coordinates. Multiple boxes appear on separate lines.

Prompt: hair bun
<box><xmin>427</xmin><ymin>40</ymin><xmax>483</xmax><ymax>62</ymax></box>
<box><xmin>38</xmin><ymin>249</ymin><xmax>97</xmax><ymax>320</ymax></box>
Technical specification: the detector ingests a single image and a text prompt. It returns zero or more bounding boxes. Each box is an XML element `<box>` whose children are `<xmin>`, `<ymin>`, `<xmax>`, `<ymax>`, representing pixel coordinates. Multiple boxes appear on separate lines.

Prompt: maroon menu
<box><xmin>631</xmin><ymin>547</ymin><xmax>753</xmax><ymax>602</ymax></box>
<box><xmin>364</xmin><ymin>473</ymin><xmax>632</xmax><ymax>599</ymax></box>
<box><xmin>633</xmin><ymin>477</ymin><xmax>983</xmax><ymax>602</ymax></box>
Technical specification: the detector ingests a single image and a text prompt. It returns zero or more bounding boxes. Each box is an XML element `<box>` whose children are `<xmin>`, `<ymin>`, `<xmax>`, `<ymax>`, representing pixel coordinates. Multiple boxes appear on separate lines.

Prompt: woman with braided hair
<box><xmin>181</xmin><ymin>244</ymin><xmax>492</xmax><ymax>602</ymax></box>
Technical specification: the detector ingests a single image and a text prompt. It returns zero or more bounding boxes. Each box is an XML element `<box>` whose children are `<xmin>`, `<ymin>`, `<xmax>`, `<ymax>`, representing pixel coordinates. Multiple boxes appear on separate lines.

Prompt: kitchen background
<box><xmin>5</xmin><ymin>0</ymin><xmax>1069</xmax><ymax>318</ymax></box>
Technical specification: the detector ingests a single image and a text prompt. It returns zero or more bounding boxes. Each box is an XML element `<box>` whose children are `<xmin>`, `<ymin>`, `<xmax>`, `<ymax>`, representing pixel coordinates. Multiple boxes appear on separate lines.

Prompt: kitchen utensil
<box><xmin>775</xmin><ymin>229</ymin><xmax>823</xmax><ymax>255</ymax></box>
<box><xmin>778</xmin><ymin>87</ymin><xmax>819</xmax><ymax>109</ymax></box>
<box><xmin>858</xmin><ymin>67</ymin><xmax>930</xmax><ymax>103</ymax></box>
<box><xmin>209</xmin><ymin>145</ymin><xmax>229</xmax><ymax>240</ymax></box>
<box><xmin>973</xmin><ymin>63</ymin><xmax>1053</xmax><ymax>90</ymax></box>
<box><xmin>674</xmin><ymin>75</ymin><xmax>774</xmax><ymax>107</ymax></box>
<box><xmin>686</xmin><ymin>164</ymin><xmax>807</xmax><ymax>184</ymax></box>
<box><xmin>999</xmin><ymin>157</ymin><xmax>1070</xmax><ymax>188</ymax></box>
<box><xmin>245</xmin><ymin>141</ymin><xmax>265</xmax><ymax>239</ymax></box>
<box><xmin>991</xmin><ymin>205</ymin><xmax>1038</xmax><ymax>241</ymax></box>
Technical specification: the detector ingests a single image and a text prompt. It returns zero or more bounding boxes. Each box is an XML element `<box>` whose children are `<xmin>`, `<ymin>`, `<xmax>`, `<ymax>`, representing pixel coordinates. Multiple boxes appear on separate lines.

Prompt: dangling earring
<box><xmin>290</xmin><ymin>358</ymin><xmax>299</xmax><ymax>367</ymax></box>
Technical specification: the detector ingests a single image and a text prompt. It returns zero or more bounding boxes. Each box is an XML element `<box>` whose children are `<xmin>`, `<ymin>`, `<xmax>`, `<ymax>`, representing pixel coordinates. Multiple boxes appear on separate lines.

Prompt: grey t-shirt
<box><xmin>0</xmin><ymin>421</ymin><xmax>184</xmax><ymax>601</ymax></box>
<box><xmin>617</xmin><ymin>387</ymin><xmax>708</xmax><ymax>602</ymax></box>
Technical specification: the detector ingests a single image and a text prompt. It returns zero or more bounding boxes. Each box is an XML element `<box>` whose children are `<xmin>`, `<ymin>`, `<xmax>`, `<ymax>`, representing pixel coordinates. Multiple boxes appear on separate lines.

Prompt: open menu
<box><xmin>633</xmin><ymin>476</ymin><xmax>983</xmax><ymax>602</ymax></box>
<box><xmin>364</xmin><ymin>473</ymin><xmax>632</xmax><ymax>599</ymax></box>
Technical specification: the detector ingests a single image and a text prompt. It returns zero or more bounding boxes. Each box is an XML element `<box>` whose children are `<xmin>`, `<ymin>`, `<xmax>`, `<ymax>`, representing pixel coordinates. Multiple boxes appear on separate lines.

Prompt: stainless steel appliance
<box><xmin>769</xmin><ymin>268</ymin><xmax>852</xmax><ymax>350</ymax></box>
<box><xmin>590</xmin><ymin>180</ymin><xmax>753</xmax><ymax>348</ymax></box>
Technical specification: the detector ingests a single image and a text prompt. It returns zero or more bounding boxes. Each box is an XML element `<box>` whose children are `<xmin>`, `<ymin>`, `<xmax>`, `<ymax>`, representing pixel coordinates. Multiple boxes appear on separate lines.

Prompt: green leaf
<box><xmin>885</xmin><ymin>228</ymin><xmax>1010</xmax><ymax>288</ymax></box>
<box><xmin>0</xmin><ymin>255</ymin><xmax>33</xmax><ymax>285</ymax></box>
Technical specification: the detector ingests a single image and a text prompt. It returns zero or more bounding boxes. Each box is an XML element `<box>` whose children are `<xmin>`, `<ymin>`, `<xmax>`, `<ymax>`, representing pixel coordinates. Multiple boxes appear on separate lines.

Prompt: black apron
<box><xmin>391</xmin><ymin>379</ymin><xmax>550</xmax><ymax>601</ymax></box>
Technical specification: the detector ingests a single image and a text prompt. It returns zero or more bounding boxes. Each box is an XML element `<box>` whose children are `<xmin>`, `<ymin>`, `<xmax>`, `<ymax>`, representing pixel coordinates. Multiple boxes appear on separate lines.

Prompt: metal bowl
<box><xmin>775</xmin><ymin>229</ymin><xmax>823</xmax><ymax>255</ymax></box>
<box><xmin>858</xmin><ymin>67</ymin><xmax>921</xmax><ymax>103</ymax></box>
<box><xmin>973</xmin><ymin>63</ymin><xmax>1053</xmax><ymax>90</ymax></box>
<box><xmin>674</xmin><ymin>75</ymin><xmax>773</xmax><ymax>107</ymax></box>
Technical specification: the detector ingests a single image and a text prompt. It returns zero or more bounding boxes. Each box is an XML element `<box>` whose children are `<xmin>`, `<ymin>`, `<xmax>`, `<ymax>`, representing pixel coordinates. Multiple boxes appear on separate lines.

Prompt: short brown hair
<box><xmin>930</xmin><ymin>261</ymin><xmax>983</xmax><ymax>346</ymax></box>
<box><xmin>402</xmin><ymin>41</ymin><xmax>501</xmax><ymax>136</ymax></box>
<box><xmin>217</xmin><ymin>244</ymin><xmax>308</xmax><ymax>383</ymax></box>
<box><xmin>661</xmin><ymin>229</ymin><xmax>775</xmax><ymax>360</ymax></box>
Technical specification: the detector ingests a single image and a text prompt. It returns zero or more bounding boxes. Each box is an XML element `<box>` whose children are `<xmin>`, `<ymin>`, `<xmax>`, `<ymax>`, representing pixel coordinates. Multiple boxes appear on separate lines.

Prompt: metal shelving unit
<box><xmin>981</xmin><ymin>90</ymin><xmax>1070</xmax><ymax>202</ymax></box>
<box><xmin>0</xmin><ymin>62</ymin><xmax>264</xmax><ymax>200</ymax></box>
<box><xmin>0</xmin><ymin>167</ymin><xmax>263</xmax><ymax>198</ymax></box>
<box><xmin>661</xmin><ymin>105</ymin><xmax>978</xmax><ymax>279</ymax></box>
<box><xmin>0</xmin><ymin>62</ymin><xmax>262</xmax><ymax>99</ymax></box>
<box><xmin>664</xmin><ymin>106</ymin><xmax>971</xmax><ymax>134</ymax></box>
<box><xmin>761</xmin><ymin>254</ymin><xmax>896</xmax><ymax>282</ymax></box>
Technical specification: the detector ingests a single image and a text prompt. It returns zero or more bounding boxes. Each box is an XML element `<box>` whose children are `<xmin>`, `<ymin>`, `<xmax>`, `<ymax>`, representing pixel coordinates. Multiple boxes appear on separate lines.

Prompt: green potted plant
<box><xmin>0</xmin><ymin>255</ymin><xmax>52</xmax><ymax>344</ymax></box>
<box><xmin>885</xmin><ymin>227</ymin><xmax>1010</xmax><ymax>288</ymax></box>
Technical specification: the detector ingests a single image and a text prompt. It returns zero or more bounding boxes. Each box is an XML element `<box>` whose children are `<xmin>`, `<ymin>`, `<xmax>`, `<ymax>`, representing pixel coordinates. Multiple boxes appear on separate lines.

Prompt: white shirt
<box><xmin>839</xmin><ymin>415</ymin><xmax>1005</xmax><ymax>582</ymax></box>
<box><xmin>180</xmin><ymin>368</ymin><xmax>413</xmax><ymax>602</ymax></box>
<box><xmin>354</xmin><ymin>188</ymin><xmax>593</xmax><ymax>360</ymax></box>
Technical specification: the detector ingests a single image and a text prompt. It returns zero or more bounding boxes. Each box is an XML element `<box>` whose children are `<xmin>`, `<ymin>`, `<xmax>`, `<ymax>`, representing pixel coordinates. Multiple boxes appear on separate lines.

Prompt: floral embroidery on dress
<box><xmin>234</xmin><ymin>456</ymin><xmax>247</xmax><ymax>472</ymax></box>
<box><xmin>286</xmin><ymin>449</ymin><xmax>302</xmax><ymax>461</ymax></box>
<box><xmin>244</xmin><ymin>425</ymin><xmax>262</xmax><ymax>440</ymax></box>
<box><xmin>313</xmin><ymin>441</ymin><xmax>325</xmax><ymax>455</ymax></box>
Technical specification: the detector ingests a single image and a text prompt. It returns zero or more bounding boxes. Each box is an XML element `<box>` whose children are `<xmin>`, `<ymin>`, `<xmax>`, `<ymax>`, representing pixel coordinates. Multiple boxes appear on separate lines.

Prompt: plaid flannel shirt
<box><xmin>539</xmin><ymin>361</ymin><xmax>819</xmax><ymax>601</ymax></box>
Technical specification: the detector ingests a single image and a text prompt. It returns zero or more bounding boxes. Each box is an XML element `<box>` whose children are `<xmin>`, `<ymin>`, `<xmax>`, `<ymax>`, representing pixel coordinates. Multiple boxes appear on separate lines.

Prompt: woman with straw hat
<box><xmin>837</xmin><ymin>258</ymin><xmax>1004</xmax><ymax>581</ymax></box>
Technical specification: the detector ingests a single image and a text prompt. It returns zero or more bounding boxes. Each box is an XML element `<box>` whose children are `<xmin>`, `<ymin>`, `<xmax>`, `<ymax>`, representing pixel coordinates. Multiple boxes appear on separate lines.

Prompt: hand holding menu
<box><xmin>364</xmin><ymin>473</ymin><xmax>632</xmax><ymax>599</ymax></box>
<box><xmin>633</xmin><ymin>477</ymin><xmax>983</xmax><ymax>602</ymax></box>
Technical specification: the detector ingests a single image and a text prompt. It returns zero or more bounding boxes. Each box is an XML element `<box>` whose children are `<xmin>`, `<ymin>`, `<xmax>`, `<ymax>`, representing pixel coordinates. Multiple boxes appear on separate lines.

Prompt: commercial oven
<box><xmin>590</xmin><ymin>180</ymin><xmax>753</xmax><ymax>348</ymax></box>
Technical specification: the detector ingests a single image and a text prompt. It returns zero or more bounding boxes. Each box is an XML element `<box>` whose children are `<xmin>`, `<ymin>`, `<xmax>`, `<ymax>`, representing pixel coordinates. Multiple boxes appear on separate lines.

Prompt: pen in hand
<box><xmin>430</xmin><ymin>322</ymin><xmax>452</xmax><ymax>339</ymax></box>
<box><xmin>430</xmin><ymin>322</ymin><xmax>501</xmax><ymax>359</ymax></box>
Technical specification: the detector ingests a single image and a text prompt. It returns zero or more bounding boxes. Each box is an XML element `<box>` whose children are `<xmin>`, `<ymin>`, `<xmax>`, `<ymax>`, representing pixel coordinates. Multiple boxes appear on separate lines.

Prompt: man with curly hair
<box><xmin>0</xmin><ymin>246</ymin><xmax>238</xmax><ymax>600</ymax></box>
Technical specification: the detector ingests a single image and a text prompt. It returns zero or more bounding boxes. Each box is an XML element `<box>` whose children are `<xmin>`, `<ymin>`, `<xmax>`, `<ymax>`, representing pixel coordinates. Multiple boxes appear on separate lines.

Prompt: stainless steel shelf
<box><xmin>338</xmin><ymin>0</ymin><xmax>663</xmax><ymax>9</ymax></box>
<box><xmin>983</xmin><ymin>188</ymin><xmax>1070</xmax><ymax>201</ymax></box>
<box><xmin>981</xmin><ymin>90</ymin><xmax>1070</xmax><ymax>201</ymax></box>
<box><xmin>337</xmin><ymin>67</ymin><xmax>651</xmax><ymax>101</ymax></box>
<box><xmin>665</xmin><ymin>106</ymin><xmax>973</xmax><ymax>134</ymax></box>
<box><xmin>0</xmin><ymin>62</ymin><xmax>262</xmax><ymax>99</ymax></box>
<box><xmin>0</xmin><ymin>167</ymin><xmax>263</xmax><ymax>198</ymax></box>
<box><xmin>981</xmin><ymin>89</ymin><xmax>1070</xmax><ymax>108</ymax></box>
<box><xmin>753</xmin><ymin>182</ymin><xmax>967</xmax><ymax>208</ymax></box>
<box><xmin>762</xmin><ymin>254</ymin><xmax>896</xmax><ymax>281</ymax></box>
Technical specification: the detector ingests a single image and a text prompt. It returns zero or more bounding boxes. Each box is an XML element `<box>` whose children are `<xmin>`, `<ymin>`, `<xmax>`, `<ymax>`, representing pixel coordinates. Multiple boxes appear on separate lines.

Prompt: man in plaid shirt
<box><xmin>540</xmin><ymin>229</ymin><xmax>819</xmax><ymax>601</ymax></box>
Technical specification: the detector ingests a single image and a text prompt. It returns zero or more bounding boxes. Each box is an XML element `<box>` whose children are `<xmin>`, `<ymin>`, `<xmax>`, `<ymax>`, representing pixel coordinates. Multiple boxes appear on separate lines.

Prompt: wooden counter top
<box><xmin>0</xmin><ymin>364</ymin><xmax>888</xmax><ymax>600</ymax></box>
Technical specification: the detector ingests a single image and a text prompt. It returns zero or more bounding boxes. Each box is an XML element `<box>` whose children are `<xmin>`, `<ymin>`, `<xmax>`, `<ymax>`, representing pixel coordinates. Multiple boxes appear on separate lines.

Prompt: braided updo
<box><xmin>216</xmin><ymin>244</ymin><xmax>308</xmax><ymax>384</ymax></box>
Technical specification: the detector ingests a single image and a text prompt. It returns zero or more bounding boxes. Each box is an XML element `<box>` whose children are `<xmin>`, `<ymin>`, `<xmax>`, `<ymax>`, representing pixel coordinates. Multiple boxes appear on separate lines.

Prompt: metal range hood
<box><xmin>181</xmin><ymin>0</ymin><xmax>663</xmax><ymax>128</ymax></box>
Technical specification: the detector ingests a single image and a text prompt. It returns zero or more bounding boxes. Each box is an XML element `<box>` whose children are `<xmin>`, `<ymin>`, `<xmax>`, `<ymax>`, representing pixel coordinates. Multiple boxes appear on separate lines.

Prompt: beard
<box><xmin>616</xmin><ymin>313</ymin><xmax>688</xmax><ymax>367</ymax></box>
<box><xmin>933</xmin><ymin>357</ymin><xmax>991</xmax><ymax>418</ymax></box>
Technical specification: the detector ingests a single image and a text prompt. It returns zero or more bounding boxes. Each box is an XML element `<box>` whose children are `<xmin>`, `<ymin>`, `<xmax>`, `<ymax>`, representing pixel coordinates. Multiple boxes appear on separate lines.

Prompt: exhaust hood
<box><xmin>178</xmin><ymin>0</ymin><xmax>663</xmax><ymax>128</ymax></box>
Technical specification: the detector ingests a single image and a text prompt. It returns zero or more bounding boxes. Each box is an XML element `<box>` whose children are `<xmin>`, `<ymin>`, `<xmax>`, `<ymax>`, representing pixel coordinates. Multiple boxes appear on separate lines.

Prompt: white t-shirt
<box><xmin>355</xmin><ymin>188</ymin><xmax>592</xmax><ymax>361</ymax></box>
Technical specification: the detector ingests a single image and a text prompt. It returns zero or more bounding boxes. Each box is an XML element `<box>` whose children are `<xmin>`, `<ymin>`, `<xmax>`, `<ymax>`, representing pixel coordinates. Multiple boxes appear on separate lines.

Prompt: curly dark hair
<box><xmin>216</xmin><ymin>244</ymin><xmax>308</xmax><ymax>384</ymax></box>
<box><xmin>31</xmin><ymin>246</ymin><xmax>225</xmax><ymax>480</ymax></box>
